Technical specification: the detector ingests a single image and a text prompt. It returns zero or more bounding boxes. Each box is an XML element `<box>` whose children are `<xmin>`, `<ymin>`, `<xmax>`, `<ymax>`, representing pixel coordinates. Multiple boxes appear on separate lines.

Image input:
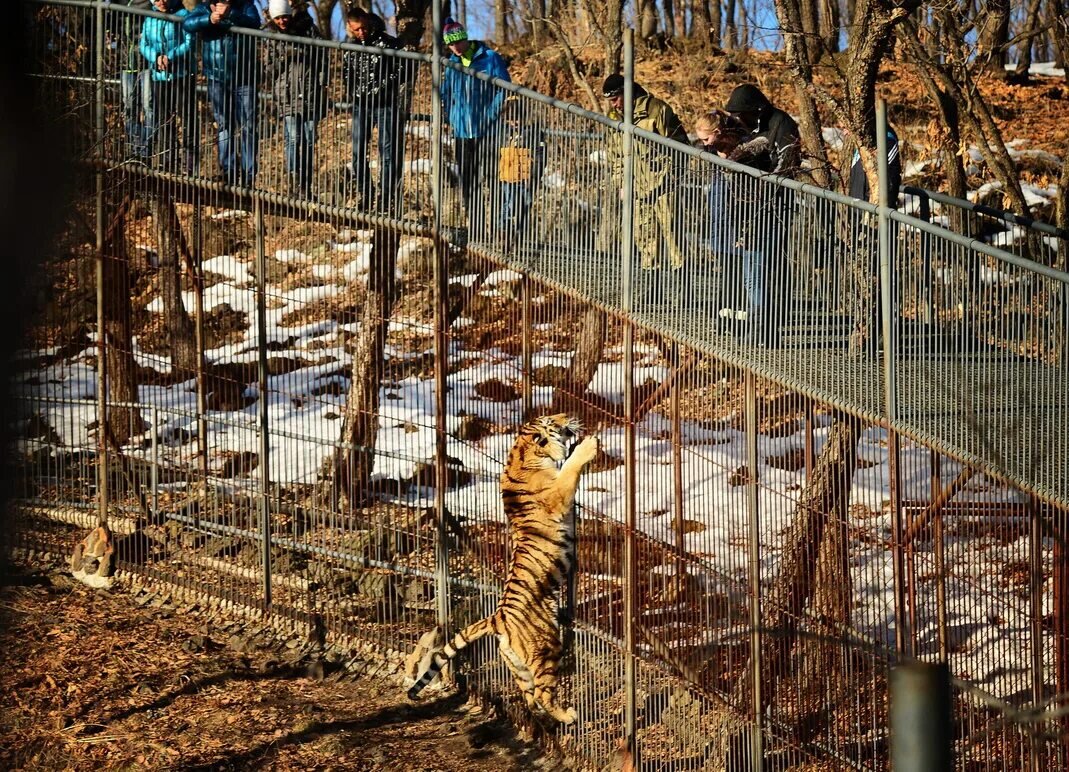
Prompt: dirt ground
<box><xmin>0</xmin><ymin>557</ymin><xmax>561</xmax><ymax>772</ymax></box>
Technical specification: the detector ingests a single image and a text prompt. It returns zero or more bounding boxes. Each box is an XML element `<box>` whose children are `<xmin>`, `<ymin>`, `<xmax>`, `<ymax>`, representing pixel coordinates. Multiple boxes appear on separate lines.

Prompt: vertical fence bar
<box><xmin>193</xmin><ymin>189</ymin><xmax>208</xmax><ymax>508</ymax></box>
<box><xmin>931</xmin><ymin>450</ymin><xmax>948</xmax><ymax>660</ymax></box>
<box><xmin>521</xmin><ymin>275</ymin><xmax>532</xmax><ymax>417</ymax></box>
<box><xmin>254</xmin><ymin>197</ymin><xmax>272</xmax><ymax>609</ymax></box>
<box><xmin>1029</xmin><ymin>496</ymin><xmax>1045</xmax><ymax>771</ymax></box>
<box><xmin>430</xmin><ymin>0</ymin><xmax>450</xmax><ymax>635</ymax></box>
<box><xmin>621</xmin><ymin>26</ymin><xmax>638</xmax><ymax>759</ymax></box>
<box><xmin>879</xmin><ymin>99</ymin><xmax>909</xmax><ymax>657</ymax></box>
<box><xmin>744</xmin><ymin>370</ymin><xmax>764</xmax><ymax>768</ymax></box>
<box><xmin>93</xmin><ymin>0</ymin><xmax>108</xmax><ymax>529</ymax></box>
<box><xmin>890</xmin><ymin>662</ymin><xmax>953</xmax><ymax>771</ymax></box>
<box><xmin>150</xmin><ymin>405</ymin><xmax>159</xmax><ymax>520</ymax></box>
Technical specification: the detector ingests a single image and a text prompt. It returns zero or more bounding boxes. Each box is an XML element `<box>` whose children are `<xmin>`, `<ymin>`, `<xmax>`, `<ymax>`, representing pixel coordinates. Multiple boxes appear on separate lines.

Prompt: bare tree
<box><xmin>102</xmin><ymin>194</ymin><xmax>145</xmax><ymax>444</ymax></box>
<box><xmin>152</xmin><ymin>193</ymin><xmax>199</xmax><ymax>376</ymax></box>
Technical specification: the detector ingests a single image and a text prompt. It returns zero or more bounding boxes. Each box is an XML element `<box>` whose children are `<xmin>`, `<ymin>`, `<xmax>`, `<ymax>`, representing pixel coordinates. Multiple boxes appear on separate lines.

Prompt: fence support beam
<box><xmin>93</xmin><ymin>0</ymin><xmax>107</xmax><ymax>529</ymax></box>
<box><xmin>430</xmin><ymin>0</ymin><xmax>450</xmax><ymax>637</ymax></box>
<box><xmin>744</xmin><ymin>370</ymin><xmax>764</xmax><ymax>768</ymax></box>
<box><xmin>621</xmin><ymin>26</ymin><xmax>638</xmax><ymax>760</ymax></box>
<box><xmin>254</xmin><ymin>198</ymin><xmax>272</xmax><ymax>610</ymax></box>
<box><xmin>890</xmin><ymin>662</ymin><xmax>952</xmax><ymax>771</ymax></box>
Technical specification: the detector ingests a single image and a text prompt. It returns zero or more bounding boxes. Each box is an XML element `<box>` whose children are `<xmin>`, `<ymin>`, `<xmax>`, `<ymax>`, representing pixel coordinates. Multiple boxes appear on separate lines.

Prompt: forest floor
<box><xmin>0</xmin><ymin>556</ymin><xmax>563</xmax><ymax>772</ymax></box>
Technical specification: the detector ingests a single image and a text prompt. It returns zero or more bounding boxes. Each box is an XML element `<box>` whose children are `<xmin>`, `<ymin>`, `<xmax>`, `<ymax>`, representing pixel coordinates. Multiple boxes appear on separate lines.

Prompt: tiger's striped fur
<box><xmin>406</xmin><ymin>414</ymin><xmax>599</xmax><ymax>724</ymax></box>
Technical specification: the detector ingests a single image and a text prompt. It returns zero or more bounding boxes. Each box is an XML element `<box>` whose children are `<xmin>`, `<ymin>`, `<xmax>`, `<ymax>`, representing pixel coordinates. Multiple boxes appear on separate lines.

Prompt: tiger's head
<box><xmin>516</xmin><ymin>414</ymin><xmax>583</xmax><ymax>466</ymax></box>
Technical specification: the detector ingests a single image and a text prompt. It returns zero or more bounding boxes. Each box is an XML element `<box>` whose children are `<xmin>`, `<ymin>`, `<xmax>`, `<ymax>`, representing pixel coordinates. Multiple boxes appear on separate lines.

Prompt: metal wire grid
<box><xmin>12</xmin><ymin>2</ymin><xmax>1069</xmax><ymax>769</ymax></box>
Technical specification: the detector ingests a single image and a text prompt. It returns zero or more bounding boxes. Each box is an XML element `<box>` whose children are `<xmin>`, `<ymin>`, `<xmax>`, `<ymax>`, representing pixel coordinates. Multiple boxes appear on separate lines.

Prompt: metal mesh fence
<box><xmin>10</xmin><ymin>2</ymin><xmax>1069</xmax><ymax>769</ymax></box>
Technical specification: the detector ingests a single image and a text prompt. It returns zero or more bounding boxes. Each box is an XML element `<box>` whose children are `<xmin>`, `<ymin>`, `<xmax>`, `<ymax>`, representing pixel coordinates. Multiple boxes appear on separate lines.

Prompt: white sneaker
<box><xmin>735</xmin><ymin>310</ymin><xmax>749</xmax><ymax>321</ymax></box>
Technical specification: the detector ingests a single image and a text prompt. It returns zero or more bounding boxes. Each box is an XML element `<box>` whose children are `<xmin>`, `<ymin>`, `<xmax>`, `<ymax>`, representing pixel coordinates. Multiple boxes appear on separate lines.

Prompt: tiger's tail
<box><xmin>407</xmin><ymin>616</ymin><xmax>496</xmax><ymax>700</ymax></box>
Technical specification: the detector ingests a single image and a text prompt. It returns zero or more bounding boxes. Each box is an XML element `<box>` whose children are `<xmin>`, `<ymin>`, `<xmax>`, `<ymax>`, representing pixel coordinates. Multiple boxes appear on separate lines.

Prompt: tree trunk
<box><xmin>319</xmin><ymin>227</ymin><xmax>399</xmax><ymax>509</ymax></box>
<box><xmin>975</xmin><ymin>0</ymin><xmax>1010</xmax><ymax>78</ymax></box>
<box><xmin>819</xmin><ymin>0</ymin><xmax>839</xmax><ymax>53</ymax></box>
<box><xmin>102</xmin><ymin>195</ymin><xmax>145</xmax><ymax>444</ymax></box>
<box><xmin>1051</xmin><ymin>0</ymin><xmax>1069</xmax><ymax>77</ymax></box>
<box><xmin>706</xmin><ymin>414</ymin><xmax>862</xmax><ymax>768</ymax></box>
<box><xmin>724</xmin><ymin>0</ymin><xmax>737</xmax><ymax>49</ymax></box>
<box><xmin>394</xmin><ymin>0</ymin><xmax>431</xmax><ymax>48</ymax></box>
<box><xmin>1013</xmin><ymin>0</ymin><xmax>1044</xmax><ymax>81</ymax></box>
<box><xmin>551</xmin><ymin>306</ymin><xmax>607</xmax><ymax>416</ymax></box>
<box><xmin>310</xmin><ymin>0</ymin><xmax>340</xmax><ymax>39</ymax></box>
<box><xmin>152</xmin><ymin>194</ymin><xmax>199</xmax><ymax>377</ymax></box>
<box><xmin>530</xmin><ymin>0</ymin><xmax>546</xmax><ymax>45</ymax></box>
<box><xmin>664</xmin><ymin>0</ymin><xmax>676</xmax><ymax>39</ymax></box>
<box><xmin>495</xmin><ymin>0</ymin><xmax>507</xmax><ymax>42</ymax></box>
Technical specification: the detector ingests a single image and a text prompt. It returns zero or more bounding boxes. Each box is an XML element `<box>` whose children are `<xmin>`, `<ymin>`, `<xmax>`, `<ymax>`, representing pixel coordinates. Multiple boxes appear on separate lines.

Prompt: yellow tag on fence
<box><xmin>499</xmin><ymin>146</ymin><xmax>533</xmax><ymax>183</ymax></box>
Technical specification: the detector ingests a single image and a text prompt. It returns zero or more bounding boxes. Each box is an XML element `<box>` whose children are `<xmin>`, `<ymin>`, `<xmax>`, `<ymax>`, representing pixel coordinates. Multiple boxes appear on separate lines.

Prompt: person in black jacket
<box><xmin>263</xmin><ymin>2</ymin><xmax>328</xmax><ymax>198</ymax></box>
<box><xmin>721</xmin><ymin>84</ymin><xmax>801</xmax><ymax>347</ymax></box>
<box><xmin>343</xmin><ymin>8</ymin><xmax>407</xmax><ymax>214</ymax></box>
<box><xmin>848</xmin><ymin>125</ymin><xmax>901</xmax><ymax>206</ymax></box>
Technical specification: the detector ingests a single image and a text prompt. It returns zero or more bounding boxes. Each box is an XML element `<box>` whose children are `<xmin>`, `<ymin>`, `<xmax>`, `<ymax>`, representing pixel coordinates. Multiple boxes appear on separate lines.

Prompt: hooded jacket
<box><xmin>140</xmin><ymin>7</ymin><xmax>194</xmax><ymax>82</ymax></box>
<box><xmin>607</xmin><ymin>86</ymin><xmax>688</xmax><ymax>196</ymax></box>
<box><xmin>342</xmin><ymin>27</ymin><xmax>405</xmax><ymax>104</ymax></box>
<box><xmin>262</xmin><ymin>12</ymin><xmax>328</xmax><ymax>119</ymax></box>
<box><xmin>182</xmin><ymin>1</ymin><xmax>261</xmax><ymax>84</ymax></box>
<box><xmin>724</xmin><ymin>84</ymin><xmax>801</xmax><ymax>177</ymax></box>
<box><xmin>849</xmin><ymin>127</ymin><xmax>901</xmax><ymax>207</ymax></box>
<box><xmin>440</xmin><ymin>42</ymin><xmax>510</xmax><ymax>139</ymax></box>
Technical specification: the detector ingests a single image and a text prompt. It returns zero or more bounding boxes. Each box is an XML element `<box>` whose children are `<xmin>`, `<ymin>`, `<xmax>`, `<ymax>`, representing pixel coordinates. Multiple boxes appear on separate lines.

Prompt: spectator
<box><xmin>602</xmin><ymin>74</ymin><xmax>688</xmax><ymax>281</ymax></box>
<box><xmin>440</xmin><ymin>18</ymin><xmax>510</xmax><ymax>238</ymax></box>
<box><xmin>723</xmin><ymin>83</ymin><xmax>801</xmax><ymax>346</ymax></box>
<box><xmin>263</xmin><ymin>0</ymin><xmax>327</xmax><ymax>199</ymax></box>
<box><xmin>140</xmin><ymin>0</ymin><xmax>198</xmax><ymax>174</ymax></box>
<box><xmin>848</xmin><ymin>124</ymin><xmax>901</xmax><ymax>206</ymax></box>
<box><xmin>120</xmin><ymin>1</ymin><xmax>153</xmax><ymax>160</ymax></box>
<box><xmin>343</xmin><ymin>8</ymin><xmax>407</xmax><ymax>214</ymax></box>
<box><xmin>183</xmin><ymin>0</ymin><xmax>261</xmax><ymax>187</ymax></box>
<box><xmin>496</xmin><ymin>96</ymin><xmax>545</xmax><ymax>246</ymax></box>
<box><xmin>846</xmin><ymin>121</ymin><xmax>903</xmax><ymax>356</ymax></box>
<box><xmin>695</xmin><ymin>110</ymin><xmax>747</xmax><ymax>315</ymax></box>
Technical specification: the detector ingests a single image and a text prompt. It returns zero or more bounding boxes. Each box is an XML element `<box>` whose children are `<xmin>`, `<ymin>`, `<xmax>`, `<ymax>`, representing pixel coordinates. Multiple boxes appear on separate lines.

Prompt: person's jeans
<box><xmin>351</xmin><ymin>101</ymin><xmax>405</xmax><ymax>213</ymax></box>
<box><xmin>283</xmin><ymin>114</ymin><xmax>317</xmax><ymax>197</ymax></box>
<box><xmin>498</xmin><ymin>180</ymin><xmax>533</xmax><ymax>236</ymax></box>
<box><xmin>120</xmin><ymin>69</ymin><xmax>153</xmax><ymax>159</ymax></box>
<box><xmin>207</xmin><ymin>78</ymin><xmax>258</xmax><ymax>186</ymax></box>
<box><xmin>150</xmin><ymin>77</ymin><xmax>199</xmax><ymax>175</ymax></box>
<box><xmin>455</xmin><ymin>136</ymin><xmax>490</xmax><ymax>236</ymax></box>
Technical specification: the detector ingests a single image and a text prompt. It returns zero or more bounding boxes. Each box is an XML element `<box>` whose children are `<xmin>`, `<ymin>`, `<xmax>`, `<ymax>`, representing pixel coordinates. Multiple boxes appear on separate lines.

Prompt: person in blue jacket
<box><xmin>183</xmin><ymin>0</ymin><xmax>261</xmax><ymax>187</ymax></box>
<box><xmin>140</xmin><ymin>0</ymin><xmax>198</xmax><ymax>174</ymax></box>
<box><xmin>439</xmin><ymin>19</ymin><xmax>510</xmax><ymax>237</ymax></box>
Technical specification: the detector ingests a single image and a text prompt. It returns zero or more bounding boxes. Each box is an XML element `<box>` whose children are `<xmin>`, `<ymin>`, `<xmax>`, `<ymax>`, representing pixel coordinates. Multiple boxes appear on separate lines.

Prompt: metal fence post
<box><xmin>254</xmin><ymin>197</ymin><xmax>272</xmax><ymax>610</ymax></box>
<box><xmin>744</xmin><ymin>370</ymin><xmax>764</xmax><ymax>768</ymax></box>
<box><xmin>889</xmin><ymin>661</ymin><xmax>953</xmax><ymax>771</ymax></box>
<box><xmin>93</xmin><ymin>0</ymin><xmax>108</xmax><ymax>529</ymax></box>
<box><xmin>878</xmin><ymin>99</ymin><xmax>909</xmax><ymax>657</ymax></box>
<box><xmin>1029</xmin><ymin>497</ymin><xmax>1046</xmax><ymax>771</ymax></box>
<box><xmin>430</xmin><ymin>0</ymin><xmax>450</xmax><ymax>636</ymax></box>
<box><xmin>621</xmin><ymin>27</ymin><xmax>638</xmax><ymax>760</ymax></box>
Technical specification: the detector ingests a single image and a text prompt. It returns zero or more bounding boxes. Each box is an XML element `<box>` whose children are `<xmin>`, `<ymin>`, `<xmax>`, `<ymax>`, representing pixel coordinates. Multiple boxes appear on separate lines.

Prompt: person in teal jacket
<box><xmin>183</xmin><ymin>0</ymin><xmax>261</xmax><ymax>186</ymax></box>
<box><xmin>439</xmin><ymin>19</ymin><xmax>510</xmax><ymax>238</ymax></box>
<box><xmin>141</xmin><ymin>0</ymin><xmax>198</xmax><ymax>174</ymax></box>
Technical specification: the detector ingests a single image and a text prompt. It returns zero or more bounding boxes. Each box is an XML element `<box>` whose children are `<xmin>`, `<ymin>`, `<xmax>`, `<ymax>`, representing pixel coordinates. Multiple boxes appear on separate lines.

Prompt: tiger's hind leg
<box><xmin>532</xmin><ymin>652</ymin><xmax>576</xmax><ymax>724</ymax></box>
<box><xmin>499</xmin><ymin>638</ymin><xmax>538</xmax><ymax>710</ymax></box>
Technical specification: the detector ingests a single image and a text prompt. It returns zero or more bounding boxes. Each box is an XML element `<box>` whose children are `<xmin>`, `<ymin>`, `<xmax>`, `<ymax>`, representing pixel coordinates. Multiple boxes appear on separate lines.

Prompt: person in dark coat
<box><xmin>495</xmin><ymin>96</ymin><xmax>546</xmax><ymax>242</ymax></box>
<box><xmin>343</xmin><ymin>8</ymin><xmax>408</xmax><ymax>214</ymax></box>
<box><xmin>183</xmin><ymin>0</ymin><xmax>261</xmax><ymax>186</ymax></box>
<box><xmin>848</xmin><ymin>125</ymin><xmax>901</xmax><ymax>206</ymax></box>
<box><xmin>263</xmin><ymin>1</ymin><xmax>328</xmax><ymax>198</ymax></box>
<box><xmin>722</xmin><ymin>84</ymin><xmax>801</xmax><ymax>346</ymax></box>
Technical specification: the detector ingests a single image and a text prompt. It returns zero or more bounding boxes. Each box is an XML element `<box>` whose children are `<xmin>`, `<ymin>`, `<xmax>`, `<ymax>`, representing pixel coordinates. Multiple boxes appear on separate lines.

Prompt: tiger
<box><xmin>406</xmin><ymin>413</ymin><xmax>599</xmax><ymax>724</ymax></box>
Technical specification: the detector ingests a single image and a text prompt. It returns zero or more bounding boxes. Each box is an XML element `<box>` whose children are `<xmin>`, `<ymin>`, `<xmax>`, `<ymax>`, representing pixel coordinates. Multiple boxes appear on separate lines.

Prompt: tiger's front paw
<box><xmin>570</xmin><ymin>436</ymin><xmax>599</xmax><ymax>467</ymax></box>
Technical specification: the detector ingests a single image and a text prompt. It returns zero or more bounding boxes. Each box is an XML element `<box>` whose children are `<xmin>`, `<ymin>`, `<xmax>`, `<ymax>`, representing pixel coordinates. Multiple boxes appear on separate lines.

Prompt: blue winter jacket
<box><xmin>140</xmin><ymin>10</ymin><xmax>194</xmax><ymax>82</ymax></box>
<box><xmin>182</xmin><ymin>1</ymin><xmax>260</xmax><ymax>84</ymax></box>
<box><xmin>440</xmin><ymin>42</ymin><xmax>510</xmax><ymax>139</ymax></box>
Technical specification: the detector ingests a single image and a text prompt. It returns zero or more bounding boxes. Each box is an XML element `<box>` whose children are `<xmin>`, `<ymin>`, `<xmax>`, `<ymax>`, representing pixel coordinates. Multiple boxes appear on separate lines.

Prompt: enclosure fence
<box><xmin>10</xmin><ymin>2</ymin><xmax>1069</xmax><ymax>769</ymax></box>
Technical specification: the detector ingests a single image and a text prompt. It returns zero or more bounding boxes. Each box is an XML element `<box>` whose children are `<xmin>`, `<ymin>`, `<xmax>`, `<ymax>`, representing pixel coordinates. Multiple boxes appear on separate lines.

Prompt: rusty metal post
<box><xmin>671</xmin><ymin>355</ymin><xmax>685</xmax><ymax>589</ymax></box>
<box><xmin>879</xmin><ymin>100</ymin><xmax>909</xmax><ymax>658</ymax></box>
<box><xmin>93</xmin><ymin>0</ymin><xmax>108</xmax><ymax>528</ymax></box>
<box><xmin>193</xmin><ymin>189</ymin><xmax>208</xmax><ymax>512</ymax></box>
<box><xmin>1029</xmin><ymin>497</ymin><xmax>1045</xmax><ymax>771</ymax></box>
<box><xmin>744</xmin><ymin>370</ymin><xmax>764</xmax><ymax>767</ymax></box>
<box><xmin>931</xmin><ymin>450</ymin><xmax>948</xmax><ymax>660</ymax></box>
<box><xmin>621</xmin><ymin>27</ymin><xmax>638</xmax><ymax>759</ymax></box>
<box><xmin>521</xmin><ymin>275</ymin><xmax>532</xmax><ymax>417</ymax></box>
<box><xmin>254</xmin><ymin>198</ymin><xmax>272</xmax><ymax>609</ymax></box>
<box><xmin>430</xmin><ymin>0</ymin><xmax>450</xmax><ymax>636</ymax></box>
